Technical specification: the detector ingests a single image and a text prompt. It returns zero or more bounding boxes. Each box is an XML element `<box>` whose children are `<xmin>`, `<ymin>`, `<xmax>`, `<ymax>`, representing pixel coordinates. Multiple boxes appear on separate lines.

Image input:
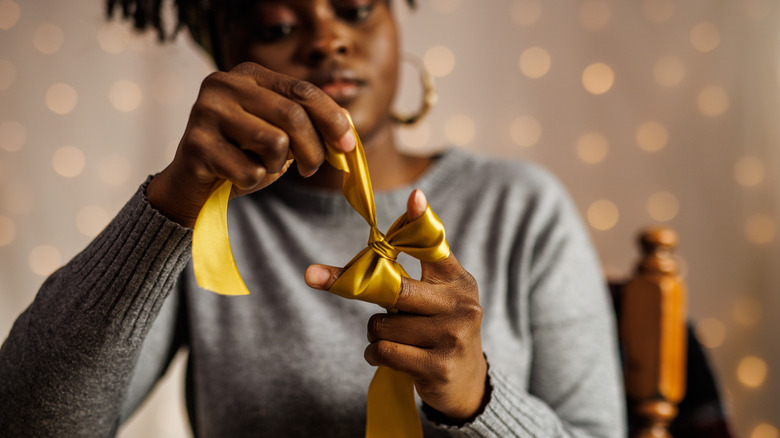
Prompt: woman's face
<box><xmin>215</xmin><ymin>0</ymin><xmax>400</xmax><ymax>139</ymax></box>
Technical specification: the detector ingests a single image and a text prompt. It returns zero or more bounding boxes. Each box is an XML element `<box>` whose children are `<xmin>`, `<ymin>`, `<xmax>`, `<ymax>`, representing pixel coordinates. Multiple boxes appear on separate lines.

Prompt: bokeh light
<box><xmin>582</xmin><ymin>63</ymin><xmax>614</xmax><ymax>94</ymax></box>
<box><xmin>697</xmin><ymin>85</ymin><xmax>729</xmax><ymax>117</ymax></box>
<box><xmin>647</xmin><ymin>191</ymin><xmax>680</xmax><ymax>222</ymax></box>
<box><xmin>444</xmin><ymin>114</ymin><xmax>476</xmax><ymax>146</ymax></box>
<box><xmin>734</xmin><ymin>156</ymin><xmax>765</xmax><ymax>187</ymax></box>
<box><xmin>0</xmin><ymin>0</ymin><xmax>21</xmax><ymax>30</ymax></box>
<box><xmin>636</xmin><ymin>121</ymin><xmax>669</xmax><ymax>152</ymax></box>
<box><xmin>642</xmin><ymin>0</ymin><xmax>675</xmax><ymax>24</ymax></box>
<box><xmin>33</xmin><ymin>23</ymin><xmax>64</xmax><ymax>55</ymax></box>
<box><xmin>690</xmin><ymin>22</ymin><xmax>721</xmax><ymax>53</ymax></box>
<box><xmin>511</xmin><ymin>0</ymin><xmax>542</xmax><ymax>26</ymax></box>
<box><xmin>510</xmin><ymin>116</ymin><xmax>542</xmax><ymax>148</ymax></box>
<box><xmin>579</xmin><ymin>0</ymin><xmax>611</xmax><ymax>31</ymax></box>
<box><xmin>518</xmin><ymin>47</ymin><xmax>552</xmax><ymax>79</ymax></box>
<box><xmin>52</xmin><ymin>146</ymin><xmax>86</xmax><ymax>178</ymax></box>
<box><xmin>695</xmin><ymin>317</ymin><xmax>727</xmax><ymax>349</ymax></box>
<box><xmin>0</xmin><ymin>120</ymin><xmax>27</xmax><ymax>152</ymax></box>
<box><xmin>45</xmin><ymin>83</ymin><xmax>78</xmax><ymax>115</ymax></box>
<box><xmin>576</xmin><ymin>132</ymin><xmax>609</xmax><ymax>164</ymax></box>
<box><xmin>0</xmin><ymin>59</ymin><xmax>16</xmax><ymax>90</ymax></box>
<box><xmin>423</xmin><ymin>46</ymin><xmax>456</xmax><ymax>78</ymax></box>
<box><xmin>587</xmin><ymin>200</ymin><xmax>619</xmax><ymax>231</ymax></box>
<box><xmin>653</xmin><ymin>56</ymin><xmax>686</xmax><ymax>88</ymax></box>
<box><xmin>28</xmin><ymin>245</ymin><xmax>62</xmax><ymax>277</ymax></box>
<box><xmin>737</xmin><ymin>356</ymin><xmax>768</xmax><ymax>388</ymax></box>
<box><xmin>752</xmin><ymin>423</ymin><xmax>779</xmax><ymax>438</ymax></box>
<box><xmin>110</xmin><ymin>80</ymin><xmax>143</xmax><ymax>112</ymax></box>
<box><xmin>746</xmin><ymin>214</ymin><xmax>776</xmax><ymax>244</ymax></box>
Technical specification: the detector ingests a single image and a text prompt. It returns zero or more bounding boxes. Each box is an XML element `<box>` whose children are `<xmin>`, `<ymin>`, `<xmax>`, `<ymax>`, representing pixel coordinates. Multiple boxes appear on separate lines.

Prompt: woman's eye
<box><xmin>337</xmin><ymin>3</ymin><xmax>375</xmax><ymax>23</ymax></box>
<box><xmin>253</xmin><ymin>23</ymin><xmax>296</xmax><ymax>43</ymax></box>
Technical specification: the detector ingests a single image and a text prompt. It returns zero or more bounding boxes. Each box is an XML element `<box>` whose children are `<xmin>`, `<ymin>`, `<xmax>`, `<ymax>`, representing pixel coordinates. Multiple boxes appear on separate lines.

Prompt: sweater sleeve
<box><xmin>427</xmin><ymin>164</ymin><xmax>625</xmax><ymax>437</ymax></box>
<box><xmin>0</xmin><ymin>179</ymin><xmax>193</xmax><ymax>437</ymax></box>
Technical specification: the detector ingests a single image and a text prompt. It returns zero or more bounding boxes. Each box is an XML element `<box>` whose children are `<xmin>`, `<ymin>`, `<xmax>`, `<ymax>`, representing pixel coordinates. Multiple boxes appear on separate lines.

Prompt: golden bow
<box><xmin>192</xmin><ymin>117</ymin><xmax>450</xmax><ymax>437</ymax></box>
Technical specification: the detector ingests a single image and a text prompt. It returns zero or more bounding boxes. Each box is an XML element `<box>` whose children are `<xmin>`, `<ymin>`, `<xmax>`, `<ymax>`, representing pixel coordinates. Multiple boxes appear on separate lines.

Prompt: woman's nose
<box><xmin>303</xmin><ymin>20</ymin><xmax>351</xmax><ymax>64</ymax></box>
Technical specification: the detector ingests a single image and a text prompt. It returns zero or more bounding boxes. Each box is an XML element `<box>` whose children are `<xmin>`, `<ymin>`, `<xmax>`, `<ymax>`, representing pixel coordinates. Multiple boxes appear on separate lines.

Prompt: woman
<box><xmin>0</xmin><ymin>1</ymin><xmax>625</xmax><ymax>436</ymax></box>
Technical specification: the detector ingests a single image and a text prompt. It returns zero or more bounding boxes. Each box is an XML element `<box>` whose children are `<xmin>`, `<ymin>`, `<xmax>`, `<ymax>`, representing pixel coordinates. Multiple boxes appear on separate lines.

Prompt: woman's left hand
<box><xmin>305</xmin><ymin>189</ymin><xmax>488</xmax><ymax>421</ymax></box>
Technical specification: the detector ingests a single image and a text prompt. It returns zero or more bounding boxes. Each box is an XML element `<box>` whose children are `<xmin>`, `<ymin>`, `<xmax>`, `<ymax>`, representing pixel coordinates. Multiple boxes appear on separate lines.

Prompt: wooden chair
<box><xmin>610</xmin><ymin>227</ymin><xmax>688</xmax><ymax>438</ymax></box>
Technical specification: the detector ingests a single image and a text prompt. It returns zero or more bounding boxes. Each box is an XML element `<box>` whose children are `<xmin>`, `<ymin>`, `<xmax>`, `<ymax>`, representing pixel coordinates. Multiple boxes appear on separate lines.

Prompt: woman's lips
<box><xmin>319</xmin><ymin>79</ymin><xmax>362</xmax><ymax>104</ymax></box>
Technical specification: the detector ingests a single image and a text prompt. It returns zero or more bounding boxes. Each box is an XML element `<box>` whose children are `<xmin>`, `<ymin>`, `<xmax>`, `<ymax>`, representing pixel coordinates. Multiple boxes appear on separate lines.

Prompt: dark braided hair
<box><xmin>106</xmin><ymin>0</ymin><xmax>416</xmax><ymax>45</ymax></box>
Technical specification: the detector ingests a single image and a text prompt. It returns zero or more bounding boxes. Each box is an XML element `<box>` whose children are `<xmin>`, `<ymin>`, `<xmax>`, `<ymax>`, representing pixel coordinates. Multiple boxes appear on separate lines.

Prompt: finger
<box><xmin>231</xmin><ymin>157</ymin><xmax>295</xmax><ymax>198</ymax></box>
<box><xmin>304</xmin><ymin>264</ymin><xmax>343</xmax><ymax>290</ymax></box>
<box><xmin>406</xmin><ymin>189</ymin><xmax>427</xmax><ymax>221</ymax></box>
<box><xmin>213</xmin><ymin>72</ymin><xmax>326</xmax><ymax>177</ymax></box>
<box><xmin>237</xmin><ymin>63</ymin><xmax>356</xmax><ymax>153</ymax></box>
<box><xmin>367</xmin><ymin>313</ymin><xmax>440</xmax><ymax>348</ymax></box>
<box><xmin>181</xmin><ymin>127</ymin><xmax>268</xmax><ymax>192</ymax></box>
<box><xmin>214</xmin><ymin>104</ymin><xmax>292</xmax><ymax>174</ymax></box>
<box><xmin>364</xmin><ymin>340</ymin><xmax>431</xmax><ymax>381</ymax></box>
<box><xmin>393</xmin><ymin>253</ymin><xmax>479</xmax><ymax>315</ymax></box>
<box><xmin>420</xmin><ymin>252</ymin><xmax>475</xmax><ymax>288</ymax></box>
<box><xmin>391</xmin><ymin>276</ymin><xmax>449</xmax><ymax>315</ymax></box>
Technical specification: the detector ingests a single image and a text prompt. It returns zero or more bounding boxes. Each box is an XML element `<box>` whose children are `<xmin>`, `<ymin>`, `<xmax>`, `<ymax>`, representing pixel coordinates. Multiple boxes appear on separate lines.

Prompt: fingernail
<box><xmin>338</xmin><ymin>128</ymin><xmax>356</xmax><ymax>152</ymax></box>
<box><xmin>305</xmin><ymin>265</ymin><xmax>330</xmax><ymax>287</ymax></box>
<box><xmin>414</xmin><ymin>189</ymin><xmax>427</xmax><ymax>209</ymax></box>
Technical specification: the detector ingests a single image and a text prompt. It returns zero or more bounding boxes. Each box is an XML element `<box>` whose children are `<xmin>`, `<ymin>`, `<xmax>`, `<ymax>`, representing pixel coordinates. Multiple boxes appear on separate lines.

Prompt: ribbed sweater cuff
<box><xmin>429</xmin><ymin>363</ymin><xmax>563</xmax><ymax>437</ymax></box>
<box><xmin>62</xmin><ymin>177</ymin><xmax>193</xmax><ymax>341</ymax></box>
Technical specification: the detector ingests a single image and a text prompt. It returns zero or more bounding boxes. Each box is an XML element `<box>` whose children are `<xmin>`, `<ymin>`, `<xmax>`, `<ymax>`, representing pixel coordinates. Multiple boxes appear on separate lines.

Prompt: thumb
<box><xmin>304</xmin><ymin>264</ymin><xmax>343</xmax><ymax>290</ymax></box>
<box><xmin>406</xmin><ymin>188</ymin><xmax>427</xmax><ymax>221</ymax></box>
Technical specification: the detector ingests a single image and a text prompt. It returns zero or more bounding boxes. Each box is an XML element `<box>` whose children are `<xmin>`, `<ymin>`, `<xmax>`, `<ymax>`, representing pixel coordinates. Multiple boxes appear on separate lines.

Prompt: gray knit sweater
<box><xmin>0</xmin><ymin>149</ymin><xmax>625</xmax><ymax>437</ymax></box>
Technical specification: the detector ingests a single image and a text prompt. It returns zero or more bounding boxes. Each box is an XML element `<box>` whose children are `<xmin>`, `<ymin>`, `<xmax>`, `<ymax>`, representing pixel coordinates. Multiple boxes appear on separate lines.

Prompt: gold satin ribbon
<box><xmin>192</xmin><ymin>117</ymin><xmax>450</xmax><ymax>437</ymax></box>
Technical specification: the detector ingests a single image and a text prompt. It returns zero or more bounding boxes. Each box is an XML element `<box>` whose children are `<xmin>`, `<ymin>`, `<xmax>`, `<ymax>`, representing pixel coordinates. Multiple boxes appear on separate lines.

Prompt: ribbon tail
<box><xmin>192</xmin><ymin>180</ymin><xmax>251</xmax><ymax>296</ymax></box>
<box><xmin>366</xmin><ymin>366</ymin><xmax>422</xmax><ymax>438</ymax></box>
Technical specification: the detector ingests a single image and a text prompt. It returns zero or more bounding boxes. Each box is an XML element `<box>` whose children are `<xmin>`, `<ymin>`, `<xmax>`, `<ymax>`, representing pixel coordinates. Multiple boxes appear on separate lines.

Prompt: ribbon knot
<box><xmin>192</xmin><ymin>116</ymin><xmax>449</xmax><ymax>438</ymax></box>
<box><xmin>368</xmin><ymin>227</ymin><xmax>399</xmax><ymax>260</ymax></box>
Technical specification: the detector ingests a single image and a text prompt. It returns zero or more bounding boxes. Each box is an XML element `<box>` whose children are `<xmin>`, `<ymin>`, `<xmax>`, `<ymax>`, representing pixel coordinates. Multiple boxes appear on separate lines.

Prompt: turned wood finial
<box><xmin>637</xmin><ymin>226</ymin><xmax>679</xmax><ymax>276</ymax></box>
<box><xmin>621</xmin><ymin>226</ymin><xmax>687</xmax><ymax>438</ymax></box>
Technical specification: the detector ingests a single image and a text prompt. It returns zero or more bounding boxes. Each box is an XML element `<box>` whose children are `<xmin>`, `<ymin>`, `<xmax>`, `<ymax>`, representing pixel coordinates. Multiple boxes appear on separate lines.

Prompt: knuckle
<box><xmin>279</xmin><ymin>100</ymin><xmax>310</xmax><ymax>127</ymax></box>
<box><xmin>428</xmin><ymin>357</ymin><xmax>454</xmax><ymax>383</ymax></box>
<box><xmin>231</xmin><ymin>62</ymin><xmax>255</xmax><ymax>73</ymax></box>
<box><xmin>254</xmin><ymin>133</ymin><xmax>289</xmax><ymax>172</ymax></box>
<box><xmin>373</xmin><ymin>340</ymin><xmax>394</xmax><ymax>364</ymax></box>
<box><xmin>200</xmin><ymin>71</ymin><xmax>229</xmax><ymax>92</ymax></box>
<box><xmin>367</xmin><ymin>314</ymin><xmax>385</xmax><ymax>340</ymax></box>
<box><xmin>289</xmin><ymin>79</ymin><xmax>321</xmax><ymax>102</ymax></box>
<box><xmin>397</xmin><ymin>277</ymin><xmax>416</xmax><ymax>306</ymax></box>
<box><xmin>459</xmin><ymin>297</ymin><xmax>483</xmax><ymax>321</ymax></box>
<box><xmin>457</xmin><ymin>269</ymin><xmax>479</xmax><ymax>291</ymax></box>
<box><xmin>264</xmin><ymin>131</ymin><xmax>290</xmax><ymax>155</ymax></box>
<box><xmin>234</xmin><ymin>166</ymin><xmax>266</xmax><ymax>190</ymax></box>
<box><xmin>439</xmin><ymin>326</ymin><xmax>460</xmax><ymax>350</ymax></box>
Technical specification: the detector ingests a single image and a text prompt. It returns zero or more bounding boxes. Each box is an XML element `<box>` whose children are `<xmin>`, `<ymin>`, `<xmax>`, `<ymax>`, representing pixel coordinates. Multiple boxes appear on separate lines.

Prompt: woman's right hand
<box><xmin>146</xmin><ymin>62</ymin><xmax>356</xmax><ymax>228</ymax></box>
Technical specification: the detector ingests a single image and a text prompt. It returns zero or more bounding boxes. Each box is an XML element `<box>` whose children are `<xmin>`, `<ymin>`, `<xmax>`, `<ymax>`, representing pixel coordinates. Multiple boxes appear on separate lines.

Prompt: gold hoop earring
<box><xmin>391</xmin><ymin>56</ymin><xmax>437</xmax><ymax>125</ymax></box>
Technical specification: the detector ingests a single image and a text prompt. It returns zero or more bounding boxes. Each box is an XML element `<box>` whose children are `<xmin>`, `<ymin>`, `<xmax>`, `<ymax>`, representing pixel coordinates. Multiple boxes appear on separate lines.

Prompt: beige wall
<box><xmin>1</xmin><ymin>1</ymin><xmax>778</xmax><ymax>437</ymax></box>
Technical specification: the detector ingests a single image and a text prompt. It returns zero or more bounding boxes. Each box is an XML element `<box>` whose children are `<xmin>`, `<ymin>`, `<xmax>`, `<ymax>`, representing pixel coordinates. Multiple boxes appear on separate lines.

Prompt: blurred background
<box><xmin>1</xmin><ymin>0</ymin><xmax>778</xmax><ymax>437</ymax></box>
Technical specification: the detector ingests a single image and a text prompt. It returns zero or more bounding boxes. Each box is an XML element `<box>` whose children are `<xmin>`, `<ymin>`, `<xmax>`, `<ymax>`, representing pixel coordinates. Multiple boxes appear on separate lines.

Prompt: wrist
<box><xmin>146</xmin><ymin>172</ymin><xmax>203</xmax><ymax>228</ymax></box>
